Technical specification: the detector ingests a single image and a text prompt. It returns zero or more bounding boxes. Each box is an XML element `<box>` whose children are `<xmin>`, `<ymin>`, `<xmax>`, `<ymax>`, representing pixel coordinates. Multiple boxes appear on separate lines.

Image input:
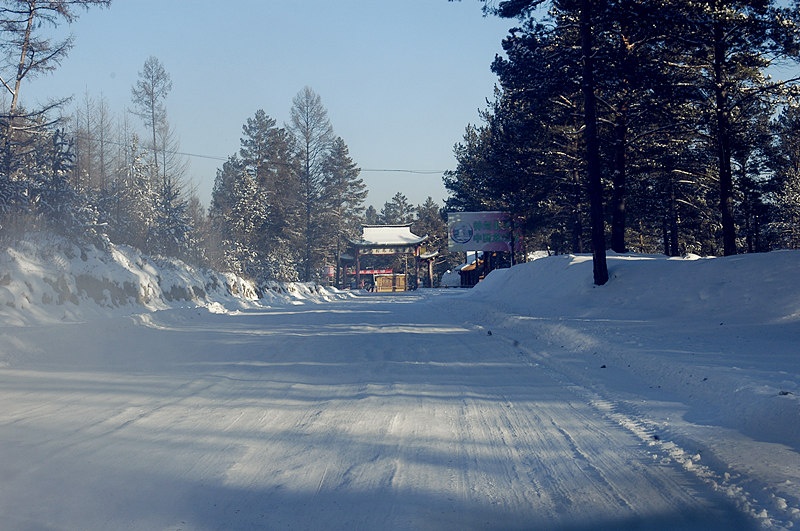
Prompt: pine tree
<box><xmin>443</xmin><ymin>124</ymin><xmax>497</xmax><ymax>213</ymax></box>
<box><xmin>149</xmin><ymin>176</ymin><xmax>192</xmax><ymax>258</ymax></box>
<box><xmin>33</xmin><ymin>128</ymin><xmax>100</xmax><ymax>238</ymax></box>
<box><xmin>484</xmin><ymin>0</ymin><xmax>608</xmax><ymax>284</ymax></box>
<box><xmin>769</xmin><ymin>102</ymin><xmax>800</xmax><ymax>249</ymax></box>
<box><xmin>318</xmin><ymin>137</ymin><xmax>367</xmax><ymax>285</ymax></box>
<box><xmin>111</xmin><ymin>135</ymin><xmax>155</xmax><ymax>251</ymax></box>
<box><xmin>413</xmin><ymin>197</ymin><xmax>458</xmax><ymax>285</ymax></box>
<box><xmin>239</xmin><ymin>109</ymin><xmax>302</xmax><ymax>281</ymax></box>
<box><xmin>222</xmin><ymin>159</ymin><xmax>268</xmax><ymax>278</ymax></box>
<box><xmin>364</xmin><ymin>205</ymin><xmax>380</xmax><ymax>225</ymax></box>
<box><xmin>674</xmin><ymin>0</ymin><xmax>800</xmax><ymax>255</ymax></box>
<box><xmin>380</xmin><ymin>192</ymin><xmax>416</xmax><ymax>225</ymax></box>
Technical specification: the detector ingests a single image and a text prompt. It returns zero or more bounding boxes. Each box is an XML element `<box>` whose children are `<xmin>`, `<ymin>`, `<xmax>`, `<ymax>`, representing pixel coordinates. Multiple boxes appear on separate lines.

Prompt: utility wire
<box><xmin>73</xmin><ymin>133</ymin><xmax>447</xmax><ymax>175</ymax></box>
<box><xmin>361</xmin><ymin>169</ymin><xmax>445</xmax><ymax>174</ymax></box>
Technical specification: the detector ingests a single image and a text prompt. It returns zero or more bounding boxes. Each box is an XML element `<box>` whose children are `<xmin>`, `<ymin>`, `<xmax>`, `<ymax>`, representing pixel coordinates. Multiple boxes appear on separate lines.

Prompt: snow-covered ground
<box><xmin>0</xmin><ymin>237</ymin><xmax>798</xmax><ymax>530</ymax></box>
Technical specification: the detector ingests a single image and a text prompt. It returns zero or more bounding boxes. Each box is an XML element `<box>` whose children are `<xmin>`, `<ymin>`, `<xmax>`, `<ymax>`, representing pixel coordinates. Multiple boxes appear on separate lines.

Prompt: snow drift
<box><xmin>0</xmin><ymin>234</ymin><xmax>352</xmax><ymax>326</ymax></box>
<box><xmin>473</xmin><ymin>252</ymin><xmax>800</xmax><ymax>440</ymax></box>
<box><xmin>473</xmin><ymin>251</ymin><xmax>800</xmax><ymax>325</ymax></box>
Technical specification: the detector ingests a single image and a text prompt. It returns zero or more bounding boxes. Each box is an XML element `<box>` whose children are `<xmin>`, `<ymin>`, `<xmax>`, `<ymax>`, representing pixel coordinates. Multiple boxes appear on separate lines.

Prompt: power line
<box><xmin>361</xmin><ymin>169</ymin><xmax>445</xmax><ymax>175</ymax></box>
<box><xmin>73</xmin><ymin>133</ymin><xmax>448</xmax><ymax>174</ymax></box>
<box><xmin>172</xmin><ymin>150</ymin><xmax>227</xmax><ymax>162</ymax></box>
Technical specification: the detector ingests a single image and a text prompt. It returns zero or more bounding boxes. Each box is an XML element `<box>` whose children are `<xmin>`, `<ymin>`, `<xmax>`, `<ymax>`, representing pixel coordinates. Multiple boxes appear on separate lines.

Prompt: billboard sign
<box><xmin>447</xmin><ymin>211</ymin><xmax>518</xmax><ymax>252</ymax></box>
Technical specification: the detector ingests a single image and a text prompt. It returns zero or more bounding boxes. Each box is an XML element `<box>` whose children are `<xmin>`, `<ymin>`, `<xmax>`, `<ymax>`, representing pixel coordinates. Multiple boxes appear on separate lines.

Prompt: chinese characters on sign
<box><xmin>447</xmin><ymin>211</ymin><xmax>519</xmax><ymax>252</ymax></box>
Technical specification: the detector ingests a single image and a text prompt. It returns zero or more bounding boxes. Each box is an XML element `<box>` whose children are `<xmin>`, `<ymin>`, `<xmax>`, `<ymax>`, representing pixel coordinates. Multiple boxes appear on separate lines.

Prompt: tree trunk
<box><xmin>580</xmin><ymin>0</ymin><xmax>609</xmax><ymax>285</ymax></box>
<box><xmin>713</xmin><ymin>14</ymin><xmax>737</xmax><ymax>256</ymax></box>
<box><xmin>1</xmin><ymin>3</ymin><xmax>35</xmax><ymax>173</ymax></box>
<box><xmin>610</xmin><ymin>110</ymin><xmax>627</xmax><ymax>253</ymax></box>
<box><xmin>571</xmin><ymin>169</ymin><xmax>583</xmax><ymax>254</ymax></box>
<box><xmin>9</xmin><ymin>4</ymin><xmax>35</xmax><ymax>117</ymax></box>
<box><xmin>664</xmin><ymin>169</ymin><xmax>680</xmax><ymax>256</ymax></box>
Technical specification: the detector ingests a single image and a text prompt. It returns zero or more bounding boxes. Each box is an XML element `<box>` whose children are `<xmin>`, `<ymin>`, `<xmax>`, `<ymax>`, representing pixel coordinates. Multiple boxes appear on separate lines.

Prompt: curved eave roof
<box><xmin>351</xmin><ymin>224</ymin><xmax>428</xmax><ymax>247</ymax></box>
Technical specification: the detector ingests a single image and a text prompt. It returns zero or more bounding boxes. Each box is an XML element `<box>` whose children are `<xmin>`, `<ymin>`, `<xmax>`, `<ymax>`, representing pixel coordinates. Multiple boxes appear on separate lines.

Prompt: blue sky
<box><xmin>20</xmin><ymin>0</ymin><xmax>514</xmax><ymax>210</ymax></box>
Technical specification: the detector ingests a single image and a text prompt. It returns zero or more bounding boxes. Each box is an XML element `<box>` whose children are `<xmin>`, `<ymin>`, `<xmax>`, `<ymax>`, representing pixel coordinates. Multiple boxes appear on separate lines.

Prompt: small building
<box><xmin>347</xmin><ymin>224</ymin><xmax>433</xmax><ymax>291</ymax></box>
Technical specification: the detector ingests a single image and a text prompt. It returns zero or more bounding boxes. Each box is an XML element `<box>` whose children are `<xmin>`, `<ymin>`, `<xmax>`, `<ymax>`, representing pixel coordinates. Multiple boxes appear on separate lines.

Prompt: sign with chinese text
<box><xmin>447</xmin><ymin>211</ymin><xmax>519</xmax><ymax>252</ymax></box>
<box><xmin>358</xmin><ymin>269</ymin><xmax>393</xmax><ymax>275</ymax></box>
<box><xmin>359</xmin><ymin>246</ymin><xmax>417</xmax><ymax>255</ymax></box>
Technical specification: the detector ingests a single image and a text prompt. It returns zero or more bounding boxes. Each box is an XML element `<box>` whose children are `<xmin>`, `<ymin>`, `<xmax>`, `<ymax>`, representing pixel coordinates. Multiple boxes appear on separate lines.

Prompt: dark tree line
<box><xmin>447</xmin><ymin>0</ymin><xmax>800</xmax><ymax>283</ymax></box>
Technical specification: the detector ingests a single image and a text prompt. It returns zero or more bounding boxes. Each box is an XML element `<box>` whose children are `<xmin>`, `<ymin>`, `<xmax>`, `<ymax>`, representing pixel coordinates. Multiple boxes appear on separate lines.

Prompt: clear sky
<box><xmin>19</xmin><ymin>0</ymin><xmax>515</xmax><ymax>210</ymax></box>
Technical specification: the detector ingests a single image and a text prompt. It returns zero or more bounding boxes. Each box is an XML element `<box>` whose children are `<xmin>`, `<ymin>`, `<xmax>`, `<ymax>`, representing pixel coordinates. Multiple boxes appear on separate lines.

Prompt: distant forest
<box><xmin>2</xmin><ymin>1</ymin><xmax>800</xmax><ymax>286</ymax></box>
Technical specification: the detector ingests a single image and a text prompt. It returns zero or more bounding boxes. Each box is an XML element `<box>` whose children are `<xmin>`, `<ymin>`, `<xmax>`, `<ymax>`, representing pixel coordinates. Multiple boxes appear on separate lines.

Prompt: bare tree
<box><xmin>0</xmin><ymin>0</ymin><xmax>111</xmax><ymax>174</ymax></box>
<box><xmin>73</xmin><ymin>91</ymin><xmax>115</xmax><ymax>192</ymax></box>
<box><xmin>289</xmin><ymin>86</ymin><xmax>334</xmax><ymax>281</ymax></box>
<box><xmin>130</xmin><ymin>55</ymin><xmax>172</xmax><ymax>181</ymax></box>
<box><xmin>156</xmin><ymin>117</ymin><xmax>188</xmax><ymax>187</ymax></box>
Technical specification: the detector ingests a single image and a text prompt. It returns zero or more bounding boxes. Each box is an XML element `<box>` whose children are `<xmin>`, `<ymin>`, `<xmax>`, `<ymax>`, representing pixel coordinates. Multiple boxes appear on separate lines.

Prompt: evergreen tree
<box><xmin>769</xmin><ymin>101</ymin><xmax>800</xmax><ymax>249</ymax></box>
<box><xmin>219</xmin><ymin>157</ymin><xmax>268</xmax><ymax>278</ymax></box>
<box><xmin>484</xmin><ymin>0</ymin><xmax>609</xmax><ymax>284</ymax></box>
<box><xmin>320</xmin><ymin>136</ymin><xmax>367</xmax><ymax>286</ymax></box>
<box><xmin>33</xmin><ymin>128</ymin><xmax>100</xmax><ymax>238</ymax></box>
<box><xmin>110</xmin><ymin>135</ymin><xmax>155</xmax><ymax>251</ymax></box>
<box><xmin>674</xmin><ymin>0</ymin><xmax>800</xmax><ymax>255</ymax></box>
<box><xmin>364</xmin><ymin>205</ymin><xmax>380</xmax><ymax>225</ymax></box>
<box><xmin>239</xmin><ymin>109</ymin><xmax>302</xmax><ymax>280</ymax></box>
<box><xmin>184</xmin><ymin>192</ymin><xmax>208</xmax><ymax>266</ymax></box>
<box><xmin>465</xmin><ymin>0</ymin><xmax>800</xmax><ymax>262</ymax></box>
<box><xmin>0</xmin><ymin>0</ymin><xmax>110</xmax><ymax>176</ymax></box>
<box><xmin>380</xmin><ymin>192</ymin><xmax>416</xmax><ymax>225</ymax></box>
<box><xmin>0</xmin><ymin>1</ymin><xmax>109</xmax><ymax>238</ymax></box>
<box><xmin>149</xmin><ymin>176</ymin><xmax>192</xmax><ymax>258</ymax></box>
<box><xmin>412</xmin><ymin>197</ymin><xmax>458</xmax><ymax>285</ymax></box>
<box><xmin>443</xmin><ymin>124</ymin><xmax>497</xmax><ymax>213</ymax></box>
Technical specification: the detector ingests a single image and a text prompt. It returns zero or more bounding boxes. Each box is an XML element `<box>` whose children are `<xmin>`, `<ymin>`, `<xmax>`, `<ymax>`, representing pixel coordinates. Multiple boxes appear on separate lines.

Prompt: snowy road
<box><xmin>0</xmin><ymin>291</ymin><xmax>757</xmax><ymax>530</ymax></box>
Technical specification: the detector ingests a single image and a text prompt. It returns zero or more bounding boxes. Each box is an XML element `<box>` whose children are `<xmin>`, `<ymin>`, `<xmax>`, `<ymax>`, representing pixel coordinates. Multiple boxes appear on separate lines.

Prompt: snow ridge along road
<box><xmin>0</xmin><ymin>289</ymin><xmax>774</xmax><ymax>530</ymax></box>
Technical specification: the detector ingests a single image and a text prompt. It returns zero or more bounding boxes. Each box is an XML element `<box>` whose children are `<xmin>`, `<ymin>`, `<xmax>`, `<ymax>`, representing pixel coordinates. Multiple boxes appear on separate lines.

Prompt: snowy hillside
<box><xmin>0</xmin><ymin>234</ymin><xmax>352</xmax><ymax>326</ymax></box>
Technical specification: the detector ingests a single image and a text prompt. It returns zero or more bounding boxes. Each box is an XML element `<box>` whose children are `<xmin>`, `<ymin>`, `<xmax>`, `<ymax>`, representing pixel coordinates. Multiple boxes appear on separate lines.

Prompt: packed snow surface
<box><xmin>1</xmin><ymin>238</ymin><xmax>798</xmax><ymax>530</ymax></box>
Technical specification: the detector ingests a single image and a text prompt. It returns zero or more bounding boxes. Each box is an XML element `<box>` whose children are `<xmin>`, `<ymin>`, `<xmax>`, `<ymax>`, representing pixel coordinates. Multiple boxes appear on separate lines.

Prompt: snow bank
<box><xmin>0</xmin><ymin>234</ymin><xmax>352</xmax><ymax>325</ymax></box>
<box><xmin>474</xmin><ymin>251</ymin><xmax>800</xmax><ymax>325</ymax></box>
<box><xmin>470</xmin><ymin>251</ymin><xmax>800</xmax><ymax>456</ymax></box>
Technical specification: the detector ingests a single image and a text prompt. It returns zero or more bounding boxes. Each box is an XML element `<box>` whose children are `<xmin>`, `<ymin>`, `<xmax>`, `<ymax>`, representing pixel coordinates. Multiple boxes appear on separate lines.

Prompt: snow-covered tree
<box><xmin>319</xmin><ymin>136</ymin><xmax>367</xmax><ymax>285</ymax></box>
<box><xmin>239</xmin><ymin>109</ymin><xmax>302</xmax><ymax>280</ymax></box>
<box><xmin>208</xmin><ymin>154</ymin><xmax>277</xmax><ymax>280</ymax></box>
<box><xmin>108</xmin><ymin>135</ymin><xmax>156</xmax><ymax>251</ymax></box>
<box><xmin>769</xmin><ymin>102</ymin><xmax>800</xmax><ymax>249</ymax></box>
<box><xmin>149</xmin><ymin>176</ymin><xmax>193</xmax><ymax>258</ymax></box>
<box><xmin>0</xmin><ymin>0</ymin><xmax>110</xmax><ymax>177</ymax></box>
